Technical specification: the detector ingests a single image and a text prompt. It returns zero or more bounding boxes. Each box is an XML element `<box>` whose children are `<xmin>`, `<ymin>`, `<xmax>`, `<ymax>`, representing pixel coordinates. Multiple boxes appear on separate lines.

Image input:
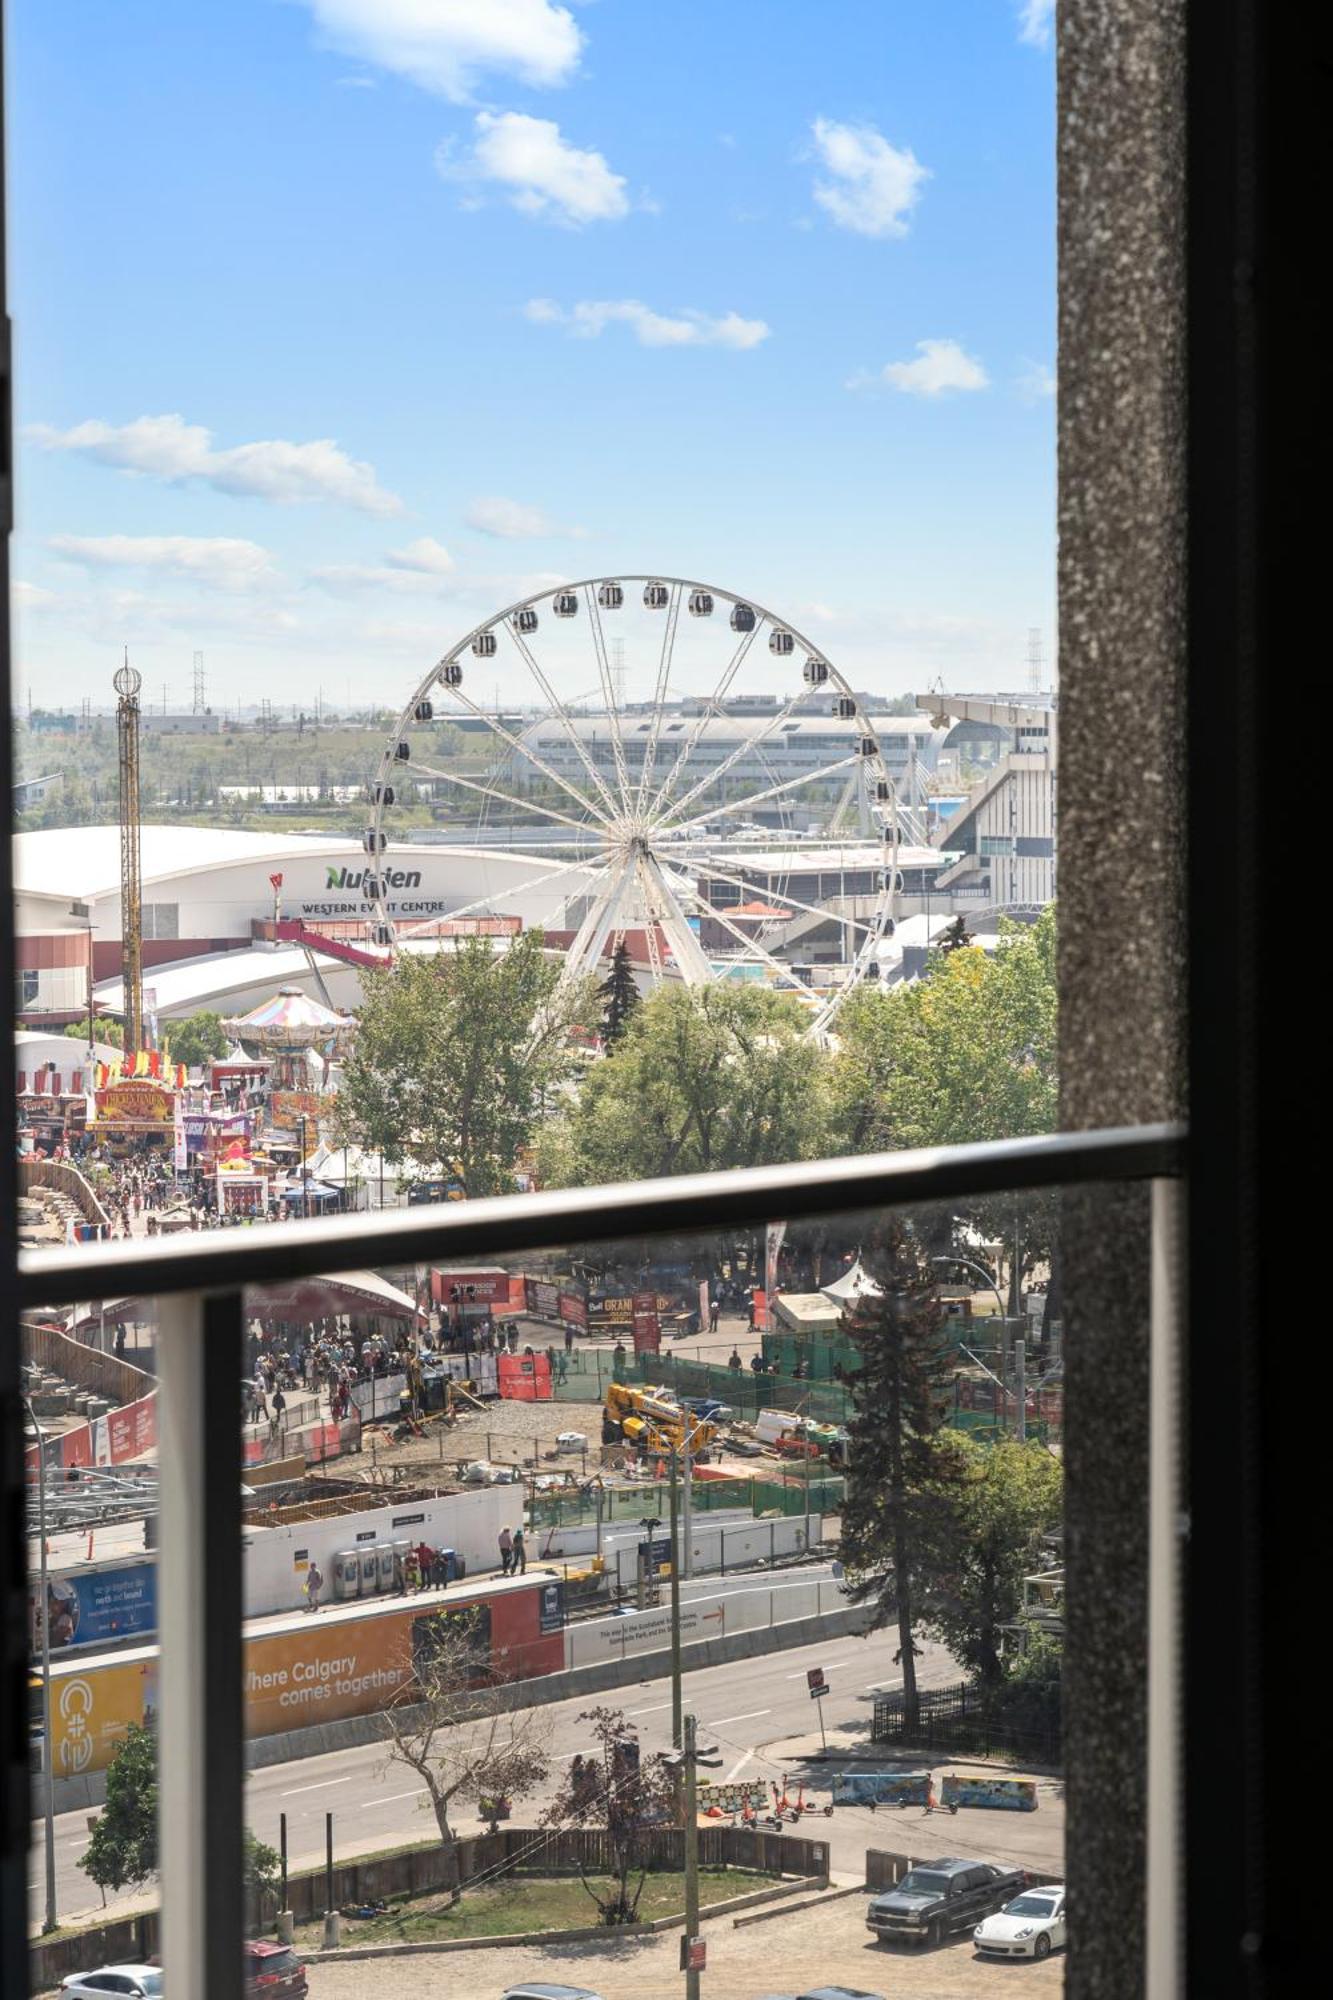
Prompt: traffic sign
<box><xmin>810</xmin><ymin>1683</ymin><xmax>829</xmax><ymax>1699</ymax></box>
<box><xmin>807</xmin><ymin>1667</ymin><xmax>826</xmax><ymax>1690</ymax></box>
<box><xmin>680</xmin><ymin>1936</ymin><xmax>707</xmax><ymax>1971</ymax></box>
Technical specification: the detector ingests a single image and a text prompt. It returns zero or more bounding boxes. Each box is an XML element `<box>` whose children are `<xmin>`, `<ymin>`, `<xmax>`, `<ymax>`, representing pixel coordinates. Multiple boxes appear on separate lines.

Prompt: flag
<box><xmin>765</xmin><ymin>1220</ymin><xmax>787</xmax><ymax>1300</ymax></box>
<box><xmin>134</xmin><ymin>1049</ymin><xmax>150</xmax><ymax>1078</ymax></box>
<box><xmin>175</xmin><ymin>1063</ymin><xmax>186</xmax><ymax>1089</ymax></box>
<box><xmin>148</xmin><ymin>1050</ymin><xmax>162</xmax><ymax>1078</ymax></box>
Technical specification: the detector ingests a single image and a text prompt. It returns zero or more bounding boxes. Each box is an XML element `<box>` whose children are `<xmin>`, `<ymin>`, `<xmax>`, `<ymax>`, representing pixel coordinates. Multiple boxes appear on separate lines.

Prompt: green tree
<box><xmin>598</xmin><ymin>940</ymin><xmax>640</xmax><ymax>1047</ymax></box>
<box><xmin>335</xmin><ymin>931</ymin><xmax>596</xmax><ymax>1198</ymax></box>
<box><xmin>838</xmin><ymin>1222</ymin><xmax>970</xmax><ymax>1728</ymax></box>
<box><xmin>831</xmin><ymin>904</ymin><xmax>1057</xmax><ymax>1154</ymax></box>
<box><xmin>924</xmin><ymin>1433</ymin><xmax>1064</xmax><ymax>1685</ymax></box>
<box><xmin>80</xmin><ymin>1721</ymin><xmax>158</xmax><ymax>1894</ymax></box>
<box><xmin>549</xmin><ymin>983</ymin><xmax>829</xmax><ymax>1187</ymax></box>
<box><xmin>65</xmin><ymin>1018</ymin><xmax>123</xmax><ymax>1048</ymax></box>
<box><xmin>164</xmin><ymin>1010</ymin><xmax>230</xmax><ymax>1070</ymax></box>
<box><xmin>244</xmin><ymin>1829</ymin><xmax>282</xmax><ymax>1928</ymax></box>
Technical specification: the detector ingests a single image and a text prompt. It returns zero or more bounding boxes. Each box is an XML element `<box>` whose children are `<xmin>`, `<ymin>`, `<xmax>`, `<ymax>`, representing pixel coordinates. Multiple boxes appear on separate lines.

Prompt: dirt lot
<box><xmin>303</xmin><ymin>1888</ymin><xmax>1063</xmax><ymax>1998</ymax></box>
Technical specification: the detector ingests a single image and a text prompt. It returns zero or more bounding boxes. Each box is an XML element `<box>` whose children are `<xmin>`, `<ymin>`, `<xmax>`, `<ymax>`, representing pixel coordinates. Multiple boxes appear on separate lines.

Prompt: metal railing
<box><xmin>15</xmin><ymin>1123</ymin><xmax>1185</xmax><ymax>2000</ymax></box>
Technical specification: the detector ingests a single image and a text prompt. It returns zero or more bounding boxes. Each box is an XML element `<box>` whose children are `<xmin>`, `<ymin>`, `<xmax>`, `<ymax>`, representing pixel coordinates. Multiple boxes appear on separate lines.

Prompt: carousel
<box><xmin>220</xmin><ymin>987</ymin><xmax>354</xmax><ymax>1215</ymax></box>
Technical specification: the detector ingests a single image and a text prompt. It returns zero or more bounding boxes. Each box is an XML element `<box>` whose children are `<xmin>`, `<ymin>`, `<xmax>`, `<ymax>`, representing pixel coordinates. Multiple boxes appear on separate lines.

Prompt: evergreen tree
<box><xmin>838</xmin><ymin>1221</ymin><xmax>969</xmax><ymax>1727</ymax></box>
<box><xmin>933</xmin><ymin>913</ymin><xmax>974</xmax><ymax>957</ymax></box>
<box><xmin>599</xmin><ymin>941</ymin><xmax>640</xmax><ymax>1046</ymax></box>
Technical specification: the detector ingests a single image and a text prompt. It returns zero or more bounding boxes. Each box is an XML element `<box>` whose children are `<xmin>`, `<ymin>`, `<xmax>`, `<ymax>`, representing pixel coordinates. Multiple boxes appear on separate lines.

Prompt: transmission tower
<box><xmin>192</xmin><ymin>650</ymin><xmax>206</xmax><ymax>713</ymax></box>
<box><xmin>114</xmin><ymin>654</ymin><xmax>145</xmax><ymax>1054</ymax></box>
<box><xmin>1027</xmin><ymin>627</ymin><xmax>1044</xmax><ymax>694</ymax></box>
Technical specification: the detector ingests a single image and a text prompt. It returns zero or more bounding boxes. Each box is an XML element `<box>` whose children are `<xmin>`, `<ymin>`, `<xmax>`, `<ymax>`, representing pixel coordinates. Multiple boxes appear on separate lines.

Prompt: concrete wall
<box><xmin>243</xmin><ymin>1485</ymin><xmax>518</xmax><ymax>1615</ymax></box>
<box><xmin>533</xmin><ymin>1510</ymin><xmax>818</xmax><ymax>1583</ymax></box>
<box><xmin>1057</xmin><ymin>4</ymin><xmax>1187</xmax><ymax>1996</ymax></box>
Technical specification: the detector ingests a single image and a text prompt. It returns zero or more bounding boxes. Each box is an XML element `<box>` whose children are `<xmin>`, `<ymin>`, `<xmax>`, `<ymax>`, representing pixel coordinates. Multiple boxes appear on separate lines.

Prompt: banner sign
<box><xmin>36</xmin><ymin>1562</ymin><xmax>157</xmax><ymax>1652</ymax></box>
<box><xmin>94</xmin><ymin>1081</ymin><xmax>174</xmax><ymax>1126</ymax></box>
<box><xmin>558</xmin><ymin>1290</ymin><xmax>588</xmax><ymax>1329</ymax></box>
<box><xmin>270</xmin><ymin>1089</ymin><xmax>324</xmax><ymax>1131</ymax></box>
<box><xmin>831</xmin><ymin>1770</ymin><xmax>932</xmax><ymax>1805</ymax></box>
<box><xmin>433</xmin><ymin>1269</ymin><xmax>511</xmax><ymax>1306</ymax></box>
<box><xmin>698</xmin><ymin>1780</ymin><xmax>769</xmax><ymax>1814</ymax></box>
<box><xmin>589</xmin><ymin>1290</ymin><xmax>680</xmax><ymax>1327</ymax></box>
<box><xmin>940</xmin><ymin>1772</ymin><xmax>1039</xmax><ymax>1812</ymax></box>
<box><xmin>525</xmin><ymin>1278</ymin><xmax>561</xmax><ymax>1318</ymax></box>
<box><xmin>632</xmin><ymin>1291</ymin><xmax>661</xmax><ymax>1356</ymax></box>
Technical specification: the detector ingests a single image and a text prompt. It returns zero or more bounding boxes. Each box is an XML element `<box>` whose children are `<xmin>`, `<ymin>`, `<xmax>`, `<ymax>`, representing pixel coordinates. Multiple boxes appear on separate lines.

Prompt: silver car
<box><xmin>61</xmin><ymin>1969</ymin><xmax>163</xmax><ymax>2000</ymax></box>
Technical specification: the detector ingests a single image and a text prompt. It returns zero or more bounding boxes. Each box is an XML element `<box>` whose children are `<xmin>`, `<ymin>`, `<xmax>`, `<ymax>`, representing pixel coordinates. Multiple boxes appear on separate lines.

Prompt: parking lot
<box><xmin>303</xmin><ymin>1889</ymin><xmax>1064</xmax><ymax>1999</ymax></box>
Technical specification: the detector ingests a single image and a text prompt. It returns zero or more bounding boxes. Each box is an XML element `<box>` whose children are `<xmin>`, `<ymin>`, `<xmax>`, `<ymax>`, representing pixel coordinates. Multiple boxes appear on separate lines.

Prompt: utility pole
<box><xmin>25</xmin><ymin>1400</ymin><xmax>58</xmax><ymax>1932</ymax></box>
<box><xmin>1015</xmin><ymin>1336</ymin><xmax>1027</xmax><ymax>1443</ymax></box>
<box><xmin>669</xmin><ymin>1450</ymin><xmax>683</xmax><ymax>1750</ymax></box>
<box><xmin>682</xmin><ymin>1711</ymin><xmax>701</xmax><ymax>2000</ymax></box>
<box><xmin>114</xmin><ymin>656</ymin><xmax>144</xmax><ymax>1055</ymax></box>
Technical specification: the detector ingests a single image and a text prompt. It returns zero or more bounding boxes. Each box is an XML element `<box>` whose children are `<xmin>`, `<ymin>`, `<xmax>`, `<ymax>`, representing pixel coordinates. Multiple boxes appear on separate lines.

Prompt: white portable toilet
<box><xmin>332</xmin><ymin>1550</ymin><xmax>360</xmax><ymax>1601</ymax></box>
<box><xmin>392</xmin><ymin>1539</ymin><xmax>412</xmax><ymax>1588</ymax></box>
<box><xmin>358</xmin><ymin>1546</ymin><xmax>378</xmax><ymax>1595</ymax></box>
<box><xmin>375</xmin><ymin>1543</ymin><xmax>395</xmax><ymax>1593</ymax></box>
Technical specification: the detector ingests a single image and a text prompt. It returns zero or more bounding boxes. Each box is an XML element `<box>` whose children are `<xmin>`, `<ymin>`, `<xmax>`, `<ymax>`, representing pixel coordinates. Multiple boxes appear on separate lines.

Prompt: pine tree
<box><xmin>934</xmin><ymin>913</ymin><xmax>974</xmax><ymax>957</ymax></box>
<box><xmin>838</xmin><ymin>1220</ymin><xmax>969</xmax><ymax>1728</ymax></box>
<box><xmin>599</xmin><ymin>941</ymin><xmax>641</xmax><ymax>1047</ymax></box>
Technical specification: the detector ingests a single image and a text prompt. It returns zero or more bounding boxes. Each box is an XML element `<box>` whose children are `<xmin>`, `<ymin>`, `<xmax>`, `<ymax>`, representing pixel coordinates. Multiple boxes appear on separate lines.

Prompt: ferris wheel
<box><xmin>365</xmin><ymin>576</ymin><xmax>902</xmax><ymax>1035</ymax></box>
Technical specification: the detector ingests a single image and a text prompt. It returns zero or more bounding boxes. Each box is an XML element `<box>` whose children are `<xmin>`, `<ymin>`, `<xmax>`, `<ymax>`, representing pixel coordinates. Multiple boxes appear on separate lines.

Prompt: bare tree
<box><xmin>383</xmin><ymin>1609</ymin><xmax>549</xmax><ymax>1907</ymax></box>
<box><xmin>543</xmin><ymin>1705</ymin><xmax>678</xmax><ymax>1926</ymax></box>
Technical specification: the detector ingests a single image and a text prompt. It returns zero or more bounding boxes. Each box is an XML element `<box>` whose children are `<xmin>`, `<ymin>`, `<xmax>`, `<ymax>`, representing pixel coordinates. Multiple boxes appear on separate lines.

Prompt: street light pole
<box><xmin>669</xmin><ymin>1451</ymin><xmax>683</xmax><ymax>1750</ymax></box>
<box><xmin>299</xmin><ymin>1113</ymin><xmax>310</xmax><ymax>1219</ymax></box>
<box><xmin>25</xmin><ymin>1398</ymin><xmax>59</xmax><ymax>1933</ymax></box>
<box><xmin>683</xmin><ymin>1710</ymin><xmax>701</xmax><ymax>2000</ymax></box>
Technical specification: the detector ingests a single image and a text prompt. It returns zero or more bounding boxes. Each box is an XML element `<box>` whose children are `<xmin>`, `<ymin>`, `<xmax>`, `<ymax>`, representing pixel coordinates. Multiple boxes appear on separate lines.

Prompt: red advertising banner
<box><xmin>61</xmin><ymin>1425</ymin><xmax>93</xmax><ymax>1470</ymax></box>
<box><xmin>751</xmin><ymin>1288</ymin><xmax>768</xmax><ymax>1332</ymax></box>
<box><xmin>431</xmin><ymin>1269</ymin><xmax>511</xmax><ymax>1306</ymax></box>
<box><xmin>559</xmin><ymin>1290</ymin><xmax>588</xmax><ymax>1329</ymax></box>
<box><xmin>632</xmin><ymin>1291</ymin><xmax>661</xmax><ymax>1355</ymax></box>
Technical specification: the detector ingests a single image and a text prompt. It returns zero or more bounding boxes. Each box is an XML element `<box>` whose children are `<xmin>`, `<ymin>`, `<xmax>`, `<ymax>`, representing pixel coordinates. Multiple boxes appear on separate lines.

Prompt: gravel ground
<box><xmin>302</xmin><ymin>1891</ymin><xmax>1064</xmax><ymax>1998</ymax></box>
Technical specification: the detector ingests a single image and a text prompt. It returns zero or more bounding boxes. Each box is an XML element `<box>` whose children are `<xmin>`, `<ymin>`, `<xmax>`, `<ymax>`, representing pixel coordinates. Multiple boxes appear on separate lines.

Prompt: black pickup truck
<box><xmin>865</xmin><ymin>1857</ymin><xmax>1028</xmax><ymax>1948</ymax></box>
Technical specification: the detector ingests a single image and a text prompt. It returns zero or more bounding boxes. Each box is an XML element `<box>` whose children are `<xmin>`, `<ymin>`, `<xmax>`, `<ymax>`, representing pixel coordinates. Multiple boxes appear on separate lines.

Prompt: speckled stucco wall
<box><xmin>1057</xmin><ymin>4</ymin><xmax>1186</xmax><ymax>1996</ymax></box>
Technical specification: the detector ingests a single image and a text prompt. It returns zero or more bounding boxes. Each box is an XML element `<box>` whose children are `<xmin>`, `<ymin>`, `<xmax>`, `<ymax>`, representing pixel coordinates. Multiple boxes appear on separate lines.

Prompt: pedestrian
<box><xmin>709</xmin><ymin>1299</ymin><xmax>720</xmax><ymax>1334</ymax></box>
<box><xmin>498</xmin><ymin>1525</ymin><xmax>514</xmax><ymax>1575</ymax></box>
<box><xmin>729</xmin><ymin>1348</ymin><xmax>742</xmax><ymax>1374</ymax></box>
<box><xmin>511</xmin><ymin>1526</ymin><xmax>526</xmax><ymax>1575</ymax></box>
<box><xmin>304</xmin><ymin>1559</ymin><xmax>323</xmax><ymax>1614</ymax></box>
<box><xmin>563</xmin><ymin>1324</ymin><xmax>574</xmax><ymax>1354</ymax></box>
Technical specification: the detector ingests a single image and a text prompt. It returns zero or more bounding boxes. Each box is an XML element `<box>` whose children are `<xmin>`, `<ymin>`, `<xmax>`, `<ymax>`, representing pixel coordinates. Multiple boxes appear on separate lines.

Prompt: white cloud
<box><xmin>1017</xmin><ymin>2</ymin><xmax>1055</xmax><ymax>50</ymax></box>
<box><xmin>28</xmin><ymin>413</ymin><xmax>402</xmax><ymax>515</ymax></box>
<box><xmin>438</xmin><ymin>111</ymin><xmax>628</xmax><ymax>226</ymax></box>
<box><xmin>49</xmin><ymin>534</ymin><xmax>278</xmax><ymax>590</ymax></box>
<box><xmin>809</xmin><ymin>117</ymin><xmax>928</xmax><ymax>238</ymax></box>
<box><xmin>524</xmin><ymin>298</ymin><xmax>771</xmax><ymax>349</ymax></box>
<box><xmin>296</xmin><ymin>0</ymin><xmax>583</xmax><ymax>102</ymax></box>
<box><xmin>12</xmin><ymin>581</ymin><xmax>56</xmax><ymax>609</ymax></box>
<box><xmin>309</xmin><ymin>560</ymin><xmax>458</xmax><ymax>597</ymax></box>
<box><xmin>464</xmin><ymin>495</ymin><xmax>588</xmax><ymax>539</ymax></box>
<box><xmin>873</xmin><ymin>339</ymin><xmax>990</xmax><ymax>397</ymax></box>
<box><xmin>1016</xmin><ymin>359</ymin><xmax>1057</xmax><ymax>402</ymax></box>
<box><xmin>385</xmin><ymin>535</ymin><xmax>456</xmax><ymax>573</ymax></box>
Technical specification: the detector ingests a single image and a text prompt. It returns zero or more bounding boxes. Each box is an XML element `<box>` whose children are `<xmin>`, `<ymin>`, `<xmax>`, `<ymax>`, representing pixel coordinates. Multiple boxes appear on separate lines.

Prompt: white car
<box><xmin>61</xmin><ymin>1967</ymin><xmax>164</xmax><ymax>1999</ymax></box>
<box><xmin>555</xmin><ymin>1431</ymin><xmax>587</xmax><ymax>1452</ymax></box>
<box><xmin>973</xmin><ymin>1883</ymin><xmax>1067</xmax><ymax>1959</ymax></box>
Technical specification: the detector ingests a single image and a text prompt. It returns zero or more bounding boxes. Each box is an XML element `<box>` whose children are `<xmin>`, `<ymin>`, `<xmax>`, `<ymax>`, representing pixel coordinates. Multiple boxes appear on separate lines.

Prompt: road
<box><xmin>32</xmin><ymin>1626</ymin><xmax>1063</xmax><ymax>1933</ymax></box>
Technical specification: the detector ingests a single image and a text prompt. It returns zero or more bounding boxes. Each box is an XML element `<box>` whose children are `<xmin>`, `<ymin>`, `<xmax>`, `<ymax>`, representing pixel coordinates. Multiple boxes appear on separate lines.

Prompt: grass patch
<box><xmin>290</xmin><ymin>1868</ymin><xmax>753</xmax><ymax>1946</ymax></box>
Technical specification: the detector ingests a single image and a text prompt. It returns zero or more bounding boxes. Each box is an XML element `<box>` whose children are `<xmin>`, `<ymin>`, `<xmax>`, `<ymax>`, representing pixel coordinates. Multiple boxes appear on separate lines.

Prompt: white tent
<box><xmin>820</xmin><ymin>1258</ymin><xmax>884</xmax><ymax>1304</ymax></box>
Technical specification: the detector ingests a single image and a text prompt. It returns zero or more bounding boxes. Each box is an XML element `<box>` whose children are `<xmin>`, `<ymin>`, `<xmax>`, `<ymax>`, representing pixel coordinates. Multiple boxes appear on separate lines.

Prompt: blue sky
<box><xmin>7</xmin><ymin>1</ymin><xmax>1055</xmax><ymax>711</ymax></box>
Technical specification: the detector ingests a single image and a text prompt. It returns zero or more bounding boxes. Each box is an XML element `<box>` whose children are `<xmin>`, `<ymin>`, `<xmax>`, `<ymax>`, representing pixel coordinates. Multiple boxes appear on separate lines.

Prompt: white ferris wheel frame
<box><xmin>366</xmin><ymin>575</ymin><xmax>903</xmax><ymax>1036</ymax></box>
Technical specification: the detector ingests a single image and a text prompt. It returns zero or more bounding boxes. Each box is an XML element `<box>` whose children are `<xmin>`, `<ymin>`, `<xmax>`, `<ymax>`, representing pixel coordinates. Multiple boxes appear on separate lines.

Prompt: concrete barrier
<box><xmin>43</xmin><ymin>1600</ymin><xmax>875</xmax><ymax>1814</ymax></box>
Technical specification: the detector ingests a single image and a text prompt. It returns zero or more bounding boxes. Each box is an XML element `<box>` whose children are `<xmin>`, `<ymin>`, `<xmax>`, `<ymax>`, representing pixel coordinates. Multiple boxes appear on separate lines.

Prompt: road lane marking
<box><xmin>707</xmin><ymin>1709</ymin><xmax>771</xmax><ymax>1727</ymax></box>
<box><xmin>785</xmin><ymin>1659</ymin><xmax>853</xmax><ymax>1678</ymax></box>
<box><xmin>377</xmin><ymin>1790</ymin><xmax>427</xmax><ymax>1805</ymax></box>
<box><xmin>724</xmin><ymin>1751</ymin><xmax>754</xmax><ymax>1783</ymax></box>
<box><xmin>628</xmin><ymin>1702</ymin><xmax>671</xmax><ymax>1715</ymax></box>
<box><xmin>281</xmin><ymin>1776</ymin><xmax>354</xmax><ymax>1796</ymax></box>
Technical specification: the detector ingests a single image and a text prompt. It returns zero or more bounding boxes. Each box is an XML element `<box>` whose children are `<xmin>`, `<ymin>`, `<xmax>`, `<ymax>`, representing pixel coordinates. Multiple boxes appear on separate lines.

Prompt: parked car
<box><xmin>798</xmin><ymin>1989</ymin><xmax>889</xmax><ymax>1999</ymax></box>
<box><xmin>500</xmin><ymin>1986</ymin><xmax>606</xmax><ymax>2000</ymax></box>
<box><xmin>866</xmin><ymin>1856</ymin><xmax>1028</xmax><ymax>1947</ymax></box>
<box><xmin>243</xmin><ymin>1940</ymin><xmax>307</xmax><ymax>1996</ymax></box>
<box><xmin>682</xmin><ymin>1396</ymin><xmax>734</xmax><ymax>1424</ymax></box>
<box><xmin>974</xmin><ymin>1882</ymin><xmax>1067</xmax><ymax>1960</ymax></box>
<box><xmin>60</xmin><ymin>1969</ymin><xmax>163</xmax><ymax>2000</ymax></box>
